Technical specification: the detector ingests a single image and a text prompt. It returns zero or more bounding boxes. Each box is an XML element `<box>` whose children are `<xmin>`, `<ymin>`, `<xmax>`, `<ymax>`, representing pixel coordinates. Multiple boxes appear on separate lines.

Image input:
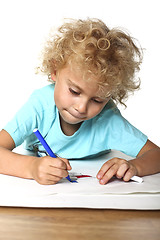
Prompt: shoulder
<box><xmin>92</xmin><ymin>100</ymin><xmax>135</xmax><ymax>135</ymax></box>
<box><xmin>29</xmin><ymin>84</ymin><xmax>55</xmax><ymax>109</ymax></box>
<box><xmin>86</xmin><ymin>100</ymin><xmax>121</xmax><ymax>136</ymax></box>
<box><xmin>31</xmin><ymin>84</ymin><xmax>55</xmax><ymax>100</ymax></box>
<box><xmin>95</xmin><ymin>100</ymin><xmax>121</xmax><ymax>123</ymax></box>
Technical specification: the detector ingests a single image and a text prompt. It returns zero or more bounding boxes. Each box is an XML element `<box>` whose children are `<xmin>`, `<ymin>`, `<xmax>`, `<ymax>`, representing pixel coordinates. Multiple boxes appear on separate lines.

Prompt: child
<box><xmin>0</xmin><ymin>18</ymin><xmax>159</xmax><ymax>185</ymax></box>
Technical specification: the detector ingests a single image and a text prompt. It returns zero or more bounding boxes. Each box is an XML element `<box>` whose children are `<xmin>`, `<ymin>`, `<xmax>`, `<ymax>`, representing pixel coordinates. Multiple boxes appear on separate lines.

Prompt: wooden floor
<box><xmin>0</xmin><ymin>207</ymin><xmax>160</xmax><ymax>240</ymax></box>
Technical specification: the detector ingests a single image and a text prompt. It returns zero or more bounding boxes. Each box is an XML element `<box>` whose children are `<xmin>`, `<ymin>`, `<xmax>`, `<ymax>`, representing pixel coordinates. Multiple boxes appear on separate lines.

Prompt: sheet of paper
<box><xmin>0</xmin><ymin>147</ymin><xmax>159</xmax><ymax>209</ymax></box>
<box><xmin>0</xmin><ymin>160</ymin><xmax>160</xmax><ymax>196</ymax></box>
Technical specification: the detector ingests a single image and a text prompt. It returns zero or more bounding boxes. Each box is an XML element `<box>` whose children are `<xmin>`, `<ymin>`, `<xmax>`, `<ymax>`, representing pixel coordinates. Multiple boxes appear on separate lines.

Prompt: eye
<box><xmin>69</xmin><ymin>88</ymin><xmax>80</xmax><ymax>95</ymax></box>
<box><xmin>92</xmin><ymin>99</ymin><xmax>104</xmax><ymax>104</ymax></box>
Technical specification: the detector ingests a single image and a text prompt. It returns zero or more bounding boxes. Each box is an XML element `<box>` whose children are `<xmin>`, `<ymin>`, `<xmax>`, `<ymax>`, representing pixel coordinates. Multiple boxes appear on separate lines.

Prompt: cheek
<box><xmin>54</xmin><ymin>84</ymin><xmax>63</xmax><ymax>108</ymax></box>
<box><xmin>54</xmin><ymin>85</ymin><xmax>71</xmax><ymax>107</ymax></box>
<box><xmin>89</xmin><ymin>103</ymin><xmax>107</xmax><ymax>118</ymax></box>
<box><xmin>54</xmin><ymin>86</ymin><xmax>59</xmax><ymax>105</ymax></box>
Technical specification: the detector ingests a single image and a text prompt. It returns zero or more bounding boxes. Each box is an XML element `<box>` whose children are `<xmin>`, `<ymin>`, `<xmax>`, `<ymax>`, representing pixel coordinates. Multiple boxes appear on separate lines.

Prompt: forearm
<box><xmin>0</xmin><ymin>146</ymin><xmax>37</xmax><ymax>179</ymax></box>
<box><xmin>130</xmin><ymin>147</ymin><xmax>160</xmax><ymax>177</ymax></box>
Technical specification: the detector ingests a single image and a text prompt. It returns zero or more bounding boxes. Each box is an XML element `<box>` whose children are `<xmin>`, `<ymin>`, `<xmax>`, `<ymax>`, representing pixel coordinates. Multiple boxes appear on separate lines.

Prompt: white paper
<box><xmin>0</xmin><ymin>148</ymin><xmax>160</xmax><ymax>209</ymax></box>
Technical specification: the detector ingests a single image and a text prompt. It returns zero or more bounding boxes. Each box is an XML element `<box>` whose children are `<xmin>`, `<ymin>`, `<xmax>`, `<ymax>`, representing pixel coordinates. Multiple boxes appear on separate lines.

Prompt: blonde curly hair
<box><xmin>38</xmin><ymin>18</ymin><xmax>143</xmax><ymax>105</ymax></box>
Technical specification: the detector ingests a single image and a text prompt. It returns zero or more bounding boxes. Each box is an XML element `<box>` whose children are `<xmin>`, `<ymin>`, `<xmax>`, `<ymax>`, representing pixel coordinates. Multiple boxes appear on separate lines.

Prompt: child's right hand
<box><xmin>30</xmin><ymin>156</ymin><xmax>72</xmax><ymax>185</ymax></box>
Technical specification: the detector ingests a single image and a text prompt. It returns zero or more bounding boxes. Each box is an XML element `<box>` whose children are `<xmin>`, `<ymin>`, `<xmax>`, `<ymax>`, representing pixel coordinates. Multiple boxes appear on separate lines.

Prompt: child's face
<box><xmin>53</xmin><ymin>65</ymin><xmax>110</xmax><ymax>126</ymax></box>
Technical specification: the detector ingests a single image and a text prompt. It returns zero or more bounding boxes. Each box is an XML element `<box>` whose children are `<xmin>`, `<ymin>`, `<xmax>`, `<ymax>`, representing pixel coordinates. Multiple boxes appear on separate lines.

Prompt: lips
<box><xmin>66</xmin><ymin>109</ymin><xmax>86</xmax><ymax>120</ymax></box>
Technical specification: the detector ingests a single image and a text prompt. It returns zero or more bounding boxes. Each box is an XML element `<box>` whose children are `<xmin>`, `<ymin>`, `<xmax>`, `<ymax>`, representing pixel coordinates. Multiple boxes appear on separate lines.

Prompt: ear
<box><xmin>51</xmin><ymin>71</ymin><xmax>57</xmax><ymax>82</ymax></box>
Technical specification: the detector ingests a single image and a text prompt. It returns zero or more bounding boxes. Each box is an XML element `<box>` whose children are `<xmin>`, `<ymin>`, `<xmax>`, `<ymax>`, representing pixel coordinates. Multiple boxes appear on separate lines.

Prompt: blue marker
<box><xmin>33</xmin><ymin>128</ymin><xmax>75</xmax><ymax>182</ymax></box>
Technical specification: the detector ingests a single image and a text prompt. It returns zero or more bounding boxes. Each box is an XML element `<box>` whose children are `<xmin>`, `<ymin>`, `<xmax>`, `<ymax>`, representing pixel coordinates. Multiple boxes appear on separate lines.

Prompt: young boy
<box><xmin>0</xmin><ymin>18</ymin><xmax>159</xmax><ymax>185</ymax></box>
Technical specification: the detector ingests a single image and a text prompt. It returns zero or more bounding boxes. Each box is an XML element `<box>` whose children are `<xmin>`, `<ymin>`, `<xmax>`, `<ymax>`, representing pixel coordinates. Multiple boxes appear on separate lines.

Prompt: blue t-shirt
<box><xmin>4</xmin><ymin>84</ymin><xmax>148</xmax><ymax>158</ymax></box>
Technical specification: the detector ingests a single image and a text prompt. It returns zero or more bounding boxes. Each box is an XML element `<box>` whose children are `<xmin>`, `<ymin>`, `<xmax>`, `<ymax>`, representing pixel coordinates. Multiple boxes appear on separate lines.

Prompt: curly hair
<box><xmin>38</xmin><ymin>18</ymin><xmax>143</xmax><ymax>105</ymax></box>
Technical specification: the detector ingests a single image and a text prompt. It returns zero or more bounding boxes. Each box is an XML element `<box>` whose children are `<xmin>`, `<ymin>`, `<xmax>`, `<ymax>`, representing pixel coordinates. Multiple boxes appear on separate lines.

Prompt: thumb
<box><xmin>59</xmin><ymin>157</ymin><xmax>72</xmax><ymax>170</ymax></box>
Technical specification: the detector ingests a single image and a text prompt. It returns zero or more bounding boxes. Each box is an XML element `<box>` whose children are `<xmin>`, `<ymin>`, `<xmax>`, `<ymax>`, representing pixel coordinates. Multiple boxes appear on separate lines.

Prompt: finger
<box><xmin>99</xmin><ymin>164</ymin><xmax>119</xmax><ymax>185</ymax></box>
<box><xmin>59</xmin><ymin>157</ymin><xmax>72</xmax><ymax>170</ymax></box>
<box><xmin>49</xmin><ymin>166</ymin><xmax>69</xmax><ymax>178</ymax></box>
<box><xmin>38</xmin><ymin>177</ymin><xmax>60</xmax><ymax>185</ymax></box>
<box><xmin>36</xmin><ymin>169</ymin><xmax>68</xmax><ymax>185</ymax></box>
<box><xmin>35</xmin><ymin>172</ymin><xmax>61</xmax><ymax>185</ymax></box>
<box><xmin>37</xmin><ymin>180</ymin><xmax>57</xmax><ymax>185</ymax></box>
<box><xmin>116</xmin><ymin>162</ymin><xmax>129</xmax><ymax>179</ymax></box>
<box><xmin>46</xmin><ymin>174</ymin><xmax>62</xmax><ymax>183</ymax></box>
<box><xmin>97</xmin><ymin>159</ymin><xmax>116</xmax><ymax>179</ymax></box>
<box><xmin>48</xmin><ymin>157</ymin><xmax>68</xmax><ymax>170</ymax></box>
<box><xmin>123</xmin><ymin>166</ymin><xmax>136</xmax><ymax>182</ymax></box>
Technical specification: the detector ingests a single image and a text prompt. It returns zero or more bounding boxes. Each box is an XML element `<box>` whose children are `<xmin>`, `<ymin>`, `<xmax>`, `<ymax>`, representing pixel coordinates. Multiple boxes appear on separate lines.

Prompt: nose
<box><xmin>75</xmin><ymin>100</ymin><xmax>88</xmax><ymax>114</ymax></box>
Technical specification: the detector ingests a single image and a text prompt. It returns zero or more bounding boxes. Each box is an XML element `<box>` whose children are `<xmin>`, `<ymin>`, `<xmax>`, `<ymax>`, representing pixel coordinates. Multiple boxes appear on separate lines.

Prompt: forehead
<box><xmin>59</xmin><ymin>65</ymin><xmax>111</xmax><ymax>98</ymax></box>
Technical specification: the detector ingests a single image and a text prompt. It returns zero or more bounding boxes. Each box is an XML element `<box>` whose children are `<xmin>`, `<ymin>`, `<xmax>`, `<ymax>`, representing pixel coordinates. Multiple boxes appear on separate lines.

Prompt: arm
<box><xmin>97</xmin><ymin>139</ymin><xmax>160</xmax><ymax>184</ymax></box>
<box><xmin>0</xmin><ymin>129</ymin><xmax>71</xmax><ymax>184</ymax></box>
<box><xmin>130</xmin><ymin>140</ymin><xmax>160</xmax><ymax>176</ymax></box>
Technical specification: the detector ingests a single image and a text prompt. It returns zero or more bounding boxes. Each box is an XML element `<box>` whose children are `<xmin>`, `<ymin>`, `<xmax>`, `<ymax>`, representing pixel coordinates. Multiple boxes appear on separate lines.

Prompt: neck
<box><xmin>59</xmin><ymin>116</ymin><xmax>82</xmax><ymax>136</ymax></box>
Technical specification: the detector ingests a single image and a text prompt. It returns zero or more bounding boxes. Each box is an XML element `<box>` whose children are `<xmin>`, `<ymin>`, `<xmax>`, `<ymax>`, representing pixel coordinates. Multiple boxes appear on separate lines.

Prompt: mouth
<box><xmin>65</xmin><ymin>110</ymin><xmax>86</xmax><ymax>120</ymax></box>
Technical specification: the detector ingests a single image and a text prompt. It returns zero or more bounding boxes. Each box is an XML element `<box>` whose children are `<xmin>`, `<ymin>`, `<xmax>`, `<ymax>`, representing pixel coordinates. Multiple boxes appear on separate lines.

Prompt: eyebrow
<box><xmin>67</xmin><ymin>79</ymin><xmax>83</xmax><ymax>91</ymax></box>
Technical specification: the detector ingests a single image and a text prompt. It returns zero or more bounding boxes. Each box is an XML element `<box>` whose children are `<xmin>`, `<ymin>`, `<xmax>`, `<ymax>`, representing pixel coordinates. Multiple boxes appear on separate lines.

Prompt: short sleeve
<box><xmin>105</xmin><ymin>109</ymin><xmax>148</xmax><ymax>157</ymax></box>
<box><xmin>3</xmin><ymin>85</ymin><xmax>56</xmax><ymax>148</ymax></box>
<box><xmin>3</xmin><ymin>93</ymin><xmax>40</xmax><ymax>147</ymax></box>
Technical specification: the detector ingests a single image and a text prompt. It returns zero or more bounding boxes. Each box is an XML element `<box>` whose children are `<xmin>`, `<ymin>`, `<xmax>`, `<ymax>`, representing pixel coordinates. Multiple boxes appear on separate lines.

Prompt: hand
<box><xmin>96</xmin><ymin>158</ymin><xmax>138</xmax><ymax>185</ymax></box>
<box><xmin>30</xmin><ymin>156</ymin><xmax>72</xmax><ymax>185</ymax></box>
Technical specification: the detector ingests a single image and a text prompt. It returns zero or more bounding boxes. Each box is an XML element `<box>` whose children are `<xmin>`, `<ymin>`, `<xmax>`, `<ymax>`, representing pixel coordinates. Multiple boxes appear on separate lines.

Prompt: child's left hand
<box><xmin>96</xmin><ymin>158</ymin><xmax>138</xmax><ymax>184</ymax></box>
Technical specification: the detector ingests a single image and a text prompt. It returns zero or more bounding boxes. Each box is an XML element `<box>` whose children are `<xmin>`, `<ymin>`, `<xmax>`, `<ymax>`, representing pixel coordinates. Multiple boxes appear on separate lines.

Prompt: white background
<box><xmin>0</xmin><ymin>0</ymin><xmax>159</xmax><ymax>145</ymax></box>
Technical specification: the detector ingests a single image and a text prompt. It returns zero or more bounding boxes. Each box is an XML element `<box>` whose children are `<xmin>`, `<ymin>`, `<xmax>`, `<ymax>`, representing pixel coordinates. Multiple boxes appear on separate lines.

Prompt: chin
<box><xmin>60</xmin><ymin>111</ymin><xmax>84</xmax><ymax>125</ymax></box>
<box><xmin>63</xmin><ymin>116</ymin><xmax>83</xmax><ymax>125</ymax></box>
